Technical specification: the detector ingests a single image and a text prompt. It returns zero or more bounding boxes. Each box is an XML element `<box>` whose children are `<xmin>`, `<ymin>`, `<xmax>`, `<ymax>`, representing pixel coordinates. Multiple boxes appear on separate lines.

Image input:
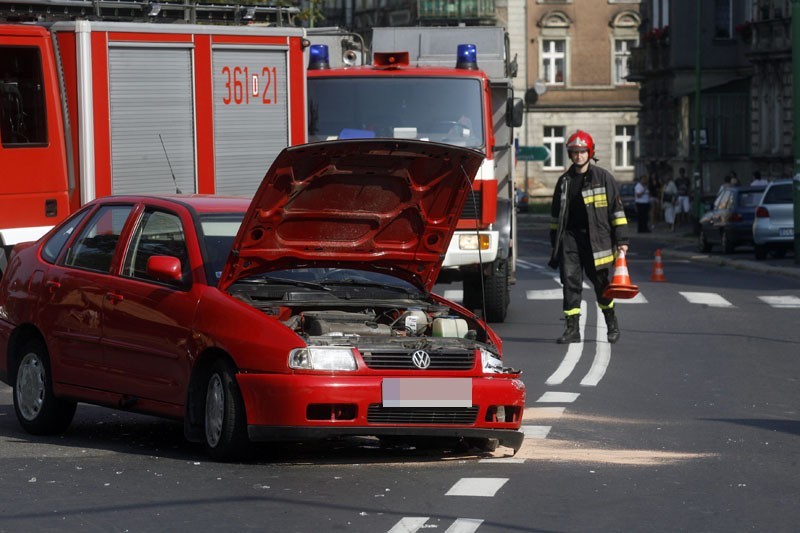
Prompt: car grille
<box><xmin>360</xmin><ymin>349</ymin><xmax>475</xmax><ymax>370</ymax></box>
<box><xmin>367</xmin><ymin>405</ymin><xmax>478</xmax><ymax>424</ymax></box>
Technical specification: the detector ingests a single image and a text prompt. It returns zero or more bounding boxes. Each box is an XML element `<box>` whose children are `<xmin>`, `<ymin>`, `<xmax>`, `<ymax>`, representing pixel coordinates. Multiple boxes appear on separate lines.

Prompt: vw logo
<box><xmin>411</xmin><ymin>350</ymin><xmax>431</xmax><ymax>369</ymax></box>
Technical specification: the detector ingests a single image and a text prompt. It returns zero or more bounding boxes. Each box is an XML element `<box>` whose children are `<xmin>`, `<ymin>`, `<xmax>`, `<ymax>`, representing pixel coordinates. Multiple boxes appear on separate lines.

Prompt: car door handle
<box><xmin>106</xmin><ymin>292</ymin><xmax>124</xmax><ymax>304</ymax></box>
<box><xmin>45</xmin><ymin>280</ymin><xmax>61</xmax><ymax>293</ymax></box>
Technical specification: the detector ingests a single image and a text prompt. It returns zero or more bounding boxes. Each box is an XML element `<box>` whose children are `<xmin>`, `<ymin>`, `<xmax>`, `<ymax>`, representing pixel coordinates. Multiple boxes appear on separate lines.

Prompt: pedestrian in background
<box><xmin>634</xmin><ymin>175</ymin><xmax>651</xmax><ymax>233</ymax></box>
<box><xmin>648</xmin><ymin>172</ymin><xmax>662</xmax><ymax>229</ymax></box>
<box><xmin>675</xmin><ymin>167</ymin><xmax>691</xmax><ymax>227</ymax></box>
<box><xmin>661</xmin><ymin>175</ymin><xmax>678</xmax><ymax>231</ymax></box>
<box><xmin>549</xmin><ymin>130</ymin><xmax>629</xmax><ymax>344</ymax></box>
<box><xmin>750</xmin><ymin>170</ymin><xmax>768</xmax><ymax>187</ymax></box>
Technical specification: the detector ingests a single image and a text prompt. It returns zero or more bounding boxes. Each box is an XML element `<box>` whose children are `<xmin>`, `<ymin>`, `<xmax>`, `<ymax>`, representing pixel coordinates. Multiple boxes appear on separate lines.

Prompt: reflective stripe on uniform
<box><xmin>564</xmin><ymin>308</ymin><xmax>581</xmax><ymax>316</ymax></box>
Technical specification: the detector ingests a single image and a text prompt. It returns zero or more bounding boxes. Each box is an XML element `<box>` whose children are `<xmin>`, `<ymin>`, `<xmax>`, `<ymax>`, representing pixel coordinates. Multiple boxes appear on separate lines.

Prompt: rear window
<box><xmin>738</xmin><ymin>191</ymin><xmax>763</xmax><ymax>208</ymax></box>
<box><xmin>763</xmin><ymin>184</ymin><xmax>792</xmax><ymax>204</ymax></box>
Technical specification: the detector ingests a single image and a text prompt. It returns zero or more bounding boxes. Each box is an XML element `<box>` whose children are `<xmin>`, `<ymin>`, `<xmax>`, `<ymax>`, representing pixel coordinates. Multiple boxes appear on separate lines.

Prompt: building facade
<box><xmin>519</xmin><ymin>0</ymin><xmax>642</xmax><ymax>197</ymax></box>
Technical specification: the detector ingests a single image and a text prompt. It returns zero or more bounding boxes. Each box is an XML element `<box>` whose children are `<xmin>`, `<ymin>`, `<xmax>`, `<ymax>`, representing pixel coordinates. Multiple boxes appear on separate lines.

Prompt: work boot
<box><xmin>557</xmin><ymin>315</ymin><xmax>581</xmax><ymax>344</ymax></box>
<box><xmin>603</xmin><ymin>308</ymin><xmax>620</xmax><ymax>344</ymax></box>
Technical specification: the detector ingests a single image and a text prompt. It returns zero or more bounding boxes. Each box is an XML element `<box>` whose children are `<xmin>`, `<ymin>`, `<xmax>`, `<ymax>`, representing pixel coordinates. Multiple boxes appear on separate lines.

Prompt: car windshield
<box><xmin>308</xmin><ymin>77</ymin><xmax>485</xmax><ymax>149</ymax></box>
<box><xmin>238</xmin><ymin>268</ymin><xmax>423</xmax><ymax>299</ymax></box>
<box><xmin>199</xmin><ymin>214</ymin><xmax>244</xmax><ymax>284</ymax></box>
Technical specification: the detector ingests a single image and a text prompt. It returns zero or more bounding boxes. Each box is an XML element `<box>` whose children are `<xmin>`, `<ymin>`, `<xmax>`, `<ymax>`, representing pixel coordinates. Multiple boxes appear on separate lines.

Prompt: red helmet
<box><xmin>566</xmin><ymin>130</ymin><xmax>595</xmax><ymax>159</ymax></box>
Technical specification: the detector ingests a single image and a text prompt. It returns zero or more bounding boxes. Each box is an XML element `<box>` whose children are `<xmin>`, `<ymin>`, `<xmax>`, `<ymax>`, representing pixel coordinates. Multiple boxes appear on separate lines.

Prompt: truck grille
<box><xmin>460</xmin><ymin>194</ymin><xmax>483</xmax><ymax>220</ymax></box>
<box><xmin>361</xmin><ymin>349</ymin><xmax>475</xmax><ymax>370</ymax></box>
<box><xmin>367</xmin><ymin>405</ymin><xmax>478</xmax><ymax>424</ymax></box>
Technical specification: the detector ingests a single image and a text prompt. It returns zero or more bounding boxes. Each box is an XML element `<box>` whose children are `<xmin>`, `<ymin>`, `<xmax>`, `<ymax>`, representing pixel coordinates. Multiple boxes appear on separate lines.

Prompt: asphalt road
<box><xmin>1</xmin><ymin>217</ymin><xmax>798</xmax><ymax>532</ymax></box>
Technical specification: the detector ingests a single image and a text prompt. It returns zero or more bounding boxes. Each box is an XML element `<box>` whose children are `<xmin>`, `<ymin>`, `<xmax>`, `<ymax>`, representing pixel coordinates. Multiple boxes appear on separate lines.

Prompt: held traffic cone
<box><xmin>602</xmin><ymin>250</ymin><xmax>639</xmax><ymax>300</ymax></box>
<box><xmin>650</xmin><ymin>248</ymin><xmax>667</xmax><ymax>282</ymax></box>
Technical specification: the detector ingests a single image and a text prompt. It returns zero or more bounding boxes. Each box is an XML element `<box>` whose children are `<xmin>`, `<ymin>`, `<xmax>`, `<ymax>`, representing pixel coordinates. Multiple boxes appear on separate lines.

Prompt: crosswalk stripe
<box><xmin>444</xmin><ymin>519</ymin><xmax>484</xmax><ymax>533</ymax></box>
<box><xmin>759</xmin><ymin>295</ymin><xmax>800</xmax><ymax>308</ymax></box>
<box><xmin>388</xmin><ymin>517</ymin><xmax>484</xmax><ymax>533</ymax></box>
<box><xmin>443</xmin><ymin>289</ymin><xmax>463</xmax><ymax>302</ymax></box>
<box><xmin>536</xmin><ymin>391</ymin><xmax>580</xmax><ymax>403</ymax></box>
<box><xmin>680</xmin><ymin>291</ymin><xmax>734</xmax><ymax>308</ymax></box>
<box><xmin>614</xmin><ymin>292</ymin><xmax>648</xmax><ymax>304</ymax></box>
<box><xmin>521</xmin><ymin>425</ymin><xmax>551</xmax><ymax>439</ymax></box>
<box><xmin>524</xmin><ymin>406</ymin><xmax>566</xmax><ymax>419</ymax></box>
<box><xmin>446</xmin><ymin>478</ymin><xmax>509</xmax><ymax>497</ymax></box>
<box><xmin>526</xmin><ymin>288</ymin><xmax>562</xmax><ymax>300</ymax></box>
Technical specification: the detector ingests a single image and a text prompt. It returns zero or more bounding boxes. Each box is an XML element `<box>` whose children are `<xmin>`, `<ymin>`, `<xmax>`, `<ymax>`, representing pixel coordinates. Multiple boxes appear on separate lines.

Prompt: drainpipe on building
<box><xmin>793</xmin><ymin>0</ymin><xmax>800</xmax><ymax>264</ymax></box>
<box><xmin>692</xmin><ymin>0</ymin><xmax>703</xmax><ymax>232</ymax></box>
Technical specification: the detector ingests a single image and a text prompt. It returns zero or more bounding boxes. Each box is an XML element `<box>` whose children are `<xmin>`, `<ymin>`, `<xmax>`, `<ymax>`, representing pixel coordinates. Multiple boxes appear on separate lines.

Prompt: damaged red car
<box><xmin>0</xmin><ymin>140</ymin><xmax>525</xmax><ymax>461</ymax></box>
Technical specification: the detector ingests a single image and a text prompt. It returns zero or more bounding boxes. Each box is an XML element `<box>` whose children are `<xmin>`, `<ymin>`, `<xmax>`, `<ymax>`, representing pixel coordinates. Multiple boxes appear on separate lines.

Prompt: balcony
<box><xmin>417</xmin><ymin>0</ymin><xmax>496</xmax><ymax>23</ymax></box>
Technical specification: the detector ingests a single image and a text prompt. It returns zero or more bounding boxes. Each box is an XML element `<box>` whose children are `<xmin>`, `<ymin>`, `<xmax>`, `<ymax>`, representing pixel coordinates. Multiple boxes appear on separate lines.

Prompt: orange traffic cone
<box><xmin>603</xmin><ymin>250</ymin><xmax>639</xmax><ymax>299</ymax></box>
<box><xmin>650</xmin><ymin>248</ymin><xmax>667</xmax><ymax>282</ymax></box>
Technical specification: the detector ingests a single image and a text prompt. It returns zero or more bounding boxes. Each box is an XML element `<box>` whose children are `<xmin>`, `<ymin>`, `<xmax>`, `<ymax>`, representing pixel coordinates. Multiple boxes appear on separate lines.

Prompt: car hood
<box><xmin>218</xmin><ymin>140</ymin><xmax>484</xmax><ymax>293</ymax></box>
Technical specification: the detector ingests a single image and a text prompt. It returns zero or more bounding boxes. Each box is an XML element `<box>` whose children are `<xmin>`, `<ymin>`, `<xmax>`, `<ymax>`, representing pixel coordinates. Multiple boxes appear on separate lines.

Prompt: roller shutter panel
<box><xmin>212</xmin><ymin>46</ymin><xmax>289</xmax><ymax>196</ymax></box>
<box><xmin>108</xmin><ymin>45</ymin><xmax>197</xmax><ymax>195</ymax></box>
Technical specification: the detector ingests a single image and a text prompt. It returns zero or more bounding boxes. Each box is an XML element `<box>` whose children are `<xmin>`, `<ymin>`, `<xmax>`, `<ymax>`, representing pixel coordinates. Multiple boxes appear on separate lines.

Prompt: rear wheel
<box><xmin>482</xmin><ymin>260</ymin><xmax>509</xmax><ymax>323</ymax></box>
<box><xmin>721</xmin><ymin>230</ymin><xmax>735</xmax><ymax>254</ymax></box>
<box><xmin>13</xmin><ymin>339</ymin><xmax>76</xmax><ymax>435</ymax></box>
<box><xmin>754</xmin><ymin>245</ymin><xmax>767</xmax><ymax>260</ymax></box>
<box><xmin>203</xmin><ymin>359</ymin><xmax>250</xmax><ymax>461</ymax></box>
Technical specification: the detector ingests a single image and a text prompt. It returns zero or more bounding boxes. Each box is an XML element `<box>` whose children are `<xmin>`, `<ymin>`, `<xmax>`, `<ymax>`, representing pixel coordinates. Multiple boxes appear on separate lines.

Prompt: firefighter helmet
<box><xmin>566</xmin><ymin>130</ymin><xmax>595</xmax><ymax>159</ymax></box>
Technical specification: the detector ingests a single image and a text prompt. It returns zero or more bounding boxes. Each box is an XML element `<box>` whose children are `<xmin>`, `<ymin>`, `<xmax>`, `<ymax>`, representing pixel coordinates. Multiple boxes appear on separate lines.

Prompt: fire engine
<box><xmin>306</xmin><ymin>26</ymin><xmax>523</xmax><ymax>322</ymax></box>
<box><xmin>0</xmin><ymin>0</ymin><xmax>308</xmax><ymax>271</ymax></box>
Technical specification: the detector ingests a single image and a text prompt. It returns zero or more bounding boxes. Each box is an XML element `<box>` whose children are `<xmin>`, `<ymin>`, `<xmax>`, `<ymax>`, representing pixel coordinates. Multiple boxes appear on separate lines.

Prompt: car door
<box><xmin>40</xmin><ymin>204</ymin><xmax>134</xmax><ymax>388</ymax></box>
<box><xmin>100</xmin><ymin>206</ymin><xmax>199</xmax><ymax>408</ymax></box>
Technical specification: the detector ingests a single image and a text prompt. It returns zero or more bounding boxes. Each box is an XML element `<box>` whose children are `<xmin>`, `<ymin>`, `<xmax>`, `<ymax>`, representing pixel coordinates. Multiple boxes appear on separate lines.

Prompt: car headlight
<box><xmin>289</xmin><ymin>347</ymin><xmax>358</xmax><ymax>371</ymax></box>
<box><xmin>480</xmin><ymin>347</ymin><xmax>504</xmax><ymax>374</ymax></box>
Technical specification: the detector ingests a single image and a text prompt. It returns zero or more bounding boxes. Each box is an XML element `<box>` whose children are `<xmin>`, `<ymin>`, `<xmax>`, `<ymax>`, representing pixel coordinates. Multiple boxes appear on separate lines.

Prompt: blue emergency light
<box><xmin>456</xmin><ymin>44</ymin><xmax>478</xmax><ymax>70</ymax></box>
<box><xmin>308</xmin><ymin>44</ymin><xmax>330</xmax><ymax>70</ymax></box>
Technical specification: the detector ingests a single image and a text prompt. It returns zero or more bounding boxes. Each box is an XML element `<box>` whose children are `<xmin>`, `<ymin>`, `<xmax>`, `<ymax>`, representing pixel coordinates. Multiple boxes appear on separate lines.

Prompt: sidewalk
<box><xmin>518</xmin><ymin>213</ymin><xmax>800</xmax><ymax>281</ymax></box>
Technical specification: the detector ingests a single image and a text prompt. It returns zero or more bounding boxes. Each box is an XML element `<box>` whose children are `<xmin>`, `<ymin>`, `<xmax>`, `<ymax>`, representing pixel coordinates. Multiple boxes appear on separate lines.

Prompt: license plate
<box><xmin>779</xmin><ymin>228</ymin><xmax>794</xmax><ymax>237</ymax></box>
<box><xmin>382</xmin><ymin>378</ymin><xmax>472</xmax><ymax>408</ymax></box>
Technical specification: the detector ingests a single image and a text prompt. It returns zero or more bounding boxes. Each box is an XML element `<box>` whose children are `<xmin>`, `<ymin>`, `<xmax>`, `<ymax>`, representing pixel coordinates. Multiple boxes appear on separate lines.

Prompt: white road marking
<box><xmin>526</xmin><ymin>288</ymin><xmax>562</xmax><ymax>300</ymax></box>
<box><xmin>580</xmin><ymin>311</ymin><xmax>611</xmax><ymax>387</ymax></box>
<box><xmin>614</xmin><ymin>292</ymin><xmax>648</xmax><ymax>304</ymax></box>
<box><xmin>759</xmin><ymin>295</ymin><xmax>800</xmax><ymax>308</ymax></box>
<box><xmin>443</xmin><ymin>289</ymin><xmax>463</xmax><ymax>303</ymax></box>
<box><xmin>680</xmin><ymin>291</ymin><xmax>734</xmax><ymax>308</ymax></box>
<box><xmin>521</xmin><ymin>425</ymin><xmax>552</xmax><ymax>439</ymax></box>
<box><xmin>388</xmin><ymin>517</ymin><xmax>428</xmax><ymax>533</ymax></box>
<box><xmin>446</xmin><ymin>478</ymin><xmax>508</xmax><ymax>497</ymax></box>
<box><xmin>516</xmin><ymin>259</ymin><xmax>537</xmax><ymax>269</ymax></box>
<box><xmin>444</xmin><ymin>519</ymin><xmax>484</xmax><ymax>533</ymax></box>
<box><xmin>524</xmin><ymin>406</ymin><xmax>566</xmax><ymax>419</ymax></box>
<box><xmin>553</xmin><ymin>276</ymin><xmax>591</xmax><ymax>289</ymax></box>
<box><xmin>536</xmin><ymin>391</ymin><xmax>580</xmax><ymax>403</ymax></box>
<box><xmin>546</xmin><ymin>301</ymin><xmax>587</xmax><ymax>385</ymax></box>
<box><xmin>479</xmin><ymin>458</ymin><xmax>526</xmax><ymax>464</ymax></box>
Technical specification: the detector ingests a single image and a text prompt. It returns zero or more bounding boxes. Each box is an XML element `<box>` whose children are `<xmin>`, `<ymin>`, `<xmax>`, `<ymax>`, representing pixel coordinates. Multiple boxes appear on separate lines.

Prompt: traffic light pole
<box><xmin>793</xmin><ymin>0</ymin><xmax>800</xmax><ymax>264</ymax></box>
<box><xmin>692</xmin><ymin>0</ymin><xmax>703</xmax><ymax>228</ymax></box>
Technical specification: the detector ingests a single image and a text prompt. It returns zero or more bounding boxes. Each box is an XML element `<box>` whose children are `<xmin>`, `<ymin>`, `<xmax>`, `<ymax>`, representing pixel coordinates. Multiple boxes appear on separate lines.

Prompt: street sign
<box><xmin>517</xmin><ymin>145</ymin><xmax>551</xmax><ymax>162</ymax></box>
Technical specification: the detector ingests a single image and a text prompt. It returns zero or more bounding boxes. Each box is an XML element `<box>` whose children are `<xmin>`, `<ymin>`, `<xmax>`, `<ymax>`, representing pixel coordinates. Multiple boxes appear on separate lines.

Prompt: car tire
<box><xmin>754</xmin><ymin>245</ymin><xmax>767</xmax><ymax>260</ymax></box>
<box><xmin>773</xmin><ymin>248</ymin><xmax>787</xmax><ymax>259</ymax></box>
<box><xmin>13</xmin><ymin>339</ymin><xmax>76</xmax><ymax>435</ymax></box>
<box><xmin>203</xmin><ymin>359</ymin><xmax>250</xmax><ymax>461</ymax></box>
<box><xmin>698</xmin><ymin>232</ymin><xmax>712</xmax><ymax>253</ymax></box>
<box><xmin>721</xmin><ymin>230</ymin><xmax>735</xmax><ymax>254</ymax></box>
<box><xmin>482</xmin><ymin>259</ymin><xmax>509</xmax><ymax>323</ymax></box>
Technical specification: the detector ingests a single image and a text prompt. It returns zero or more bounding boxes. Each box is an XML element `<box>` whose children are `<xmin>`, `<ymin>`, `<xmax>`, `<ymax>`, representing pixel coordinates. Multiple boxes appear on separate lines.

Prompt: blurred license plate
<box><xmin>779</xmin><ymin>228</ymin><xmax>793</xmax><ymax>236</ymax></box>
<box><xmin>382</xmin><ymin>378</ymin><xmax>472</xmax><ymax>408</ymax></box>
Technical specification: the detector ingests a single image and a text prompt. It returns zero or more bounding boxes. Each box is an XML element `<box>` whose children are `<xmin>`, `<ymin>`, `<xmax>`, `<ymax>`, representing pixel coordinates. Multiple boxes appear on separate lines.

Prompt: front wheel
<box><xmin>204</xmin><ymin>359</ymin><xmax>250</xmax><ymax>461</ymax></box>
<box><xmin>13</xmin><ymin>339</ymin><xmax>76</xmax><ymax>435</ymax></box>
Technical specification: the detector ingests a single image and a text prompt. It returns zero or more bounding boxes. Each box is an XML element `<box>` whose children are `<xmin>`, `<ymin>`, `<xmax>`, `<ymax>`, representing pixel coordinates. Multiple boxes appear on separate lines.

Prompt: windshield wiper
<box><xmin>320</xmin><ymin>279</ymin><xmax>420</xmax><ymax>296</ymax></box>
<box><xmin>237</xmin><ymin>277</ymin><xmax>332</xmax><ymax>291</ymax></box>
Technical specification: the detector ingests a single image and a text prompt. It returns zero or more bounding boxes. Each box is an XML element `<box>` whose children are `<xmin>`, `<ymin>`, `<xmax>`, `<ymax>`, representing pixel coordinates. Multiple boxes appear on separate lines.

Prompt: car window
<box><xmin>199</xmin><ymin>215</ymin><xmax>243</xmax><ymax>285</ymax></box>
<box><xmin>64</xmin><ymin>205</ymin><xmax>132</xmax><ymax>273</ymax></box>
<box><xmin>123</xmin><ymin>208</ymin><xmax>190</xmax><ymax>289</ymax></box>
<box><xmin>763</xmin><ymin>184</ymin><xmax>792</xmax><ymax>204</ymax></box>
<box><xmin>41</xmin><ymin>209</ymin><xmax>90</xmax><ymax>264</ymax></box>
<box><xmin>739</xmin><ymin>191</ymin><xmax>763</xmax><ymax>208</ymax></box>
<box><xmin>715</xmin><ymin>190</ymin><xmax>731</xmax><ymax>210</ymax></box>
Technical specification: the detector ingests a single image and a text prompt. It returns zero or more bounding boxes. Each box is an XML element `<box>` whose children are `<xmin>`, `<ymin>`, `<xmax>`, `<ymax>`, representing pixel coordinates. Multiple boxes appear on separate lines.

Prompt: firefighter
<box><xmin>549</xmin><ymin>130</ymin><xmax>630</xmax><ymax>344</ymax></box>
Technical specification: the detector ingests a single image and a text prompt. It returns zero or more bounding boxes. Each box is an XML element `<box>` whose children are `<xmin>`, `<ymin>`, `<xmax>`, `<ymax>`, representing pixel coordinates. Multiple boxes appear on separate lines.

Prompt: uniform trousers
<box><xmin>559</xmin><ymin>229</ymin><xmax>613</xmax><ymax>313</ymax></box>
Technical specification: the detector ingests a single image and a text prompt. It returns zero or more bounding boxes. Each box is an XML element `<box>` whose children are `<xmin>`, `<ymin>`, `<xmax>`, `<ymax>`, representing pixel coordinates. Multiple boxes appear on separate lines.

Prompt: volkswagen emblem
<box><xmin>411</xmin><ymin>350</ymin><xmax>431</xmax><ymax>369</ymax></box>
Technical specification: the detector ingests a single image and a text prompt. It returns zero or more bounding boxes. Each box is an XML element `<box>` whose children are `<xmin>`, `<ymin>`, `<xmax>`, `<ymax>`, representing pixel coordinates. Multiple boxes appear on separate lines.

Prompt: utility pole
<box><xmin>793</xmin><ymin>0</ymin><xmax>800</xmax><ymax>264</ymax></box>
<box><xmin>692</xmin><ymin>0</ymin><xmax>703</xmax><ymax>228</ymax></box>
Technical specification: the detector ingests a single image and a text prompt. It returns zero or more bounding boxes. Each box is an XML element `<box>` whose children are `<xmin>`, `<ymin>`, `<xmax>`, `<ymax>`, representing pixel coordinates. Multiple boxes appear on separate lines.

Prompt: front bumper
<box><xmin>237</xmin><ymin>373</ymin><xmax>525</xmax><ymax>450</ymax></box>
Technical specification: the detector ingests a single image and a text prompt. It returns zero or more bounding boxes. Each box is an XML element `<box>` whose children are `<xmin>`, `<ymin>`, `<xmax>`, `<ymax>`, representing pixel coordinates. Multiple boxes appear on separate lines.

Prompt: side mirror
<box><xmin>507</xmin><ymin>98</ymin><xmax>524</xmax><ymax>128</ymax></box>
<box><xmin>147</xmin><ymin>255</ymin><xmax>183</xmax><ymax>283</ymax></box>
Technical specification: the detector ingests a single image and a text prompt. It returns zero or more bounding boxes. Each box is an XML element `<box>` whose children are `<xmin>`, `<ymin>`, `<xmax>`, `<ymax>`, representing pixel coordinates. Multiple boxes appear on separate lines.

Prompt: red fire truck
<box><xmin>307</xmin><ymin>27</ymin><xmax>523</xmax><ymax>322</ymax></box>
<box><xmin>0</xmin><ymin>0</ymin><xmax>308</xmax><ymax>270</ymax></box>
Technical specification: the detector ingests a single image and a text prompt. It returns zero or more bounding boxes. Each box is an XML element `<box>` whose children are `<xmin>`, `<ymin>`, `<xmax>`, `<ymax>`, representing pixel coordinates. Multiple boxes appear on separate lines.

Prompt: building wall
<box><xmin>519</xmin><ymin>0</ymin><xmax>641</xmax><ymax>197</ymax></box>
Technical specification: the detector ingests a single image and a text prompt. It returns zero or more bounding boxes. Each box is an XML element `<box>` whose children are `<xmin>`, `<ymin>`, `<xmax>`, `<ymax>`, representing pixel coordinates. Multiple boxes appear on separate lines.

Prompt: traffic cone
<box><xmin>650</xmin><ymin>249</ymin><xmax>667</xmax><ymax>282</ymax></box>
<box><xmin>602</xmin><ymin>250</ymin><xmax>639</xmax><ymax>299</ymax></box>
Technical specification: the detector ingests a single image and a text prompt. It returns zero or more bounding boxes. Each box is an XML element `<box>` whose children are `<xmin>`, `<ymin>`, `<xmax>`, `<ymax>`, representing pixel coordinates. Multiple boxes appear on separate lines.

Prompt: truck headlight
<box><xmin>459</xmin><ymin>234</ymin><xmax>491</xmax><ymax>251</ymax></box>
<box><xmin>480</xmin><ymin>347</ymin><xmax>503</xmax><ymax>374</ymax></box>
<box><xmin>289</xmin><ymin>347</ymin><xmax>358</xmax><ymax>371</ymax></box>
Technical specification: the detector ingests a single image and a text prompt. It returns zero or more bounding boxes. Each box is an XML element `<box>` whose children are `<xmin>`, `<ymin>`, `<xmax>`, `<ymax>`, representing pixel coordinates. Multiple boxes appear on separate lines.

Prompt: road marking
<box><xmin>521</xmin><ymin>425</ymin><xmax>552</xmax><ymax>439</ymax></box>
<box><xmin>524</xmin><ymin>406</ymin><xmax>566</xmax><ymax>419</ymax></box>
<box><xmin>443</xmin><ymin>289</ymin><xmax>463</xmax><ymax>302</ymax></box>
<box><xmin>759</xmin><ymin>295</ymin><xmax>800</xmax><ymax>308</ymax></box>
<box><xmin>526</xmin><ymin>288</ymin><xmax>562</xmax><ymax>300</ymax></box>
<box><xmin>580</xmin><ymin>311</ymin><xmax>611</xmax><ymax>387</ymax></box>
<box><xmin>680</xmin><ymin>291</ymin><xmax>734</xmax><ymax>308</ymax></box>
<box><xmin>546</xmin><ymin>301</ymin><xmax>587</xmax><ymax>385</ymax></box>
<box><xmin>446</xmin><ymin>478</ymin><xmax>508</xmax><ymax>497</ymax></box>
<box><xmin>614</xmin><ymin>292</ymin><xmax>648</xmax><ymax>304</ymax></box>
<box><xmin>536</xmin><ymin>391</ymin><xmax>580</xmax><ymax>403</ymax></box>
<box><xmin>388</xmin><ymin>518</ymin><xmax>484</xmax><ymax>533</ymax></box>
<box><xmin>479</xmin><ymin>458</ymin><xmax>526</xmax><ymax>464</ymax></box>
<box><xmin>516</xmin><ymin>259</ymin><xmax>537</xmax><ymax>269</ymax></box>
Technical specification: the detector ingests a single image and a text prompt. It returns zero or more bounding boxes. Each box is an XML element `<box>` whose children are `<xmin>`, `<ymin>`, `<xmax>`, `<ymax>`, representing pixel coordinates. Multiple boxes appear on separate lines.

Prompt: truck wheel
<box><xmin>204</xmin><ymin>359</ymin><xmax>250</xmax><ymax>461</ymax></box>
<box><xmin>13</xmin><ymin>339</ymin><xmax>76</xmax><ymax>435</ymax></box>
<box><xmin>482</xmin><ymin>260</ymin><xmax>509</xmax><ymax>323</ymax></box>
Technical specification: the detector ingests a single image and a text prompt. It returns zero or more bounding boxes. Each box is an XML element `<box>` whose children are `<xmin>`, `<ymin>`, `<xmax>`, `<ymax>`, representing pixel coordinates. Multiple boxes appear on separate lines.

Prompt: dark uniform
<box><xmin>550</xmin><ymin>163</ymin><xmax>629</xmax><ymax>343</ymax></box>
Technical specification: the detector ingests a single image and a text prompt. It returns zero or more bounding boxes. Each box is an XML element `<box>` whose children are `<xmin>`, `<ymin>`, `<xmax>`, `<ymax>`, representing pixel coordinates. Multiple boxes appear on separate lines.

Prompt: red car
<box><xmin>0</xmin><ymin>140</ymin><xmax>525</xmax><ymax>461</ymax></box>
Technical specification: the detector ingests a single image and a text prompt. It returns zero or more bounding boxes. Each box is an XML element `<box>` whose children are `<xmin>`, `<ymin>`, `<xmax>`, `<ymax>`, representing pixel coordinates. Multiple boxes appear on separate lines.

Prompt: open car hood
<box><xmin>218</xmin><ymin>140</ymin><xmax>483</xmax><ymax>293</ymax></box>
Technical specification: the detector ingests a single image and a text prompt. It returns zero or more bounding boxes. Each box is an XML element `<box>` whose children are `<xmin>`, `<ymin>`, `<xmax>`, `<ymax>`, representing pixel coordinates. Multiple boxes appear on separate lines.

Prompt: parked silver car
<box><xmin>752</xmin><ymin>179</ymin><xmax>794</xmax><ymax>260</ymax></box>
